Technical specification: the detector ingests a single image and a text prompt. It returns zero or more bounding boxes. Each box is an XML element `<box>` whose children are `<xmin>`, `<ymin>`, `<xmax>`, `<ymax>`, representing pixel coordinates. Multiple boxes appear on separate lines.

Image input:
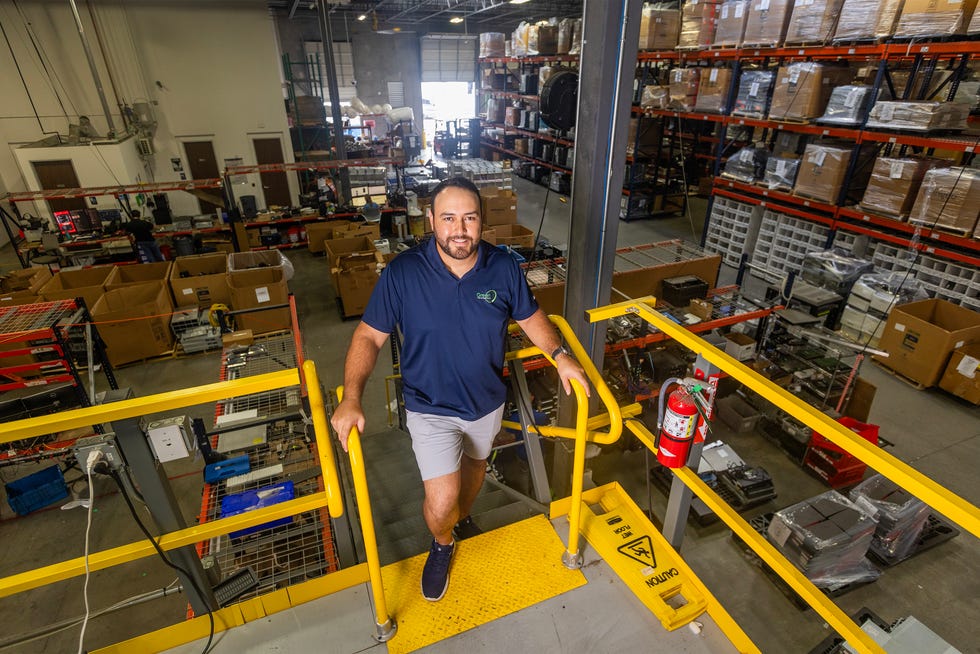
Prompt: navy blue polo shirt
<box><xmin>362</xmin><ymin>238</ymin><xmax>538</xmax><ymax>420</ymax></box>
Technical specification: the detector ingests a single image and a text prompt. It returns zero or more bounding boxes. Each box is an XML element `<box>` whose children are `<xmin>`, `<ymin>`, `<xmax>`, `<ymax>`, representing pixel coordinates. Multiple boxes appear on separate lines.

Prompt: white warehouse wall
<box><xmin>0</xmin><ymin>0</ymin><xmax>296</xmax><ymax>240</ymax></box>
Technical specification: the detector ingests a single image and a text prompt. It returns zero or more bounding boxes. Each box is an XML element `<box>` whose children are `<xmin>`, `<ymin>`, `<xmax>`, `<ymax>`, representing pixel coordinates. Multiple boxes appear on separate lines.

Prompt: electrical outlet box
<box><xmin>146</xmin><ymin>415</ymin><xmax>195</xmax><ymax>462</ymax></box>
<box><xmin>73</xmin><ymin>434</ymin><xmax>124</xmax><ymax>470</ymax></box>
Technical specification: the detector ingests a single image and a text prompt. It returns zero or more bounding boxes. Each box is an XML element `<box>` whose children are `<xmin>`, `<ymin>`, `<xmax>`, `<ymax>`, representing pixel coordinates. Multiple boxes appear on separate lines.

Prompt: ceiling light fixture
<box><xmin>450</xmin><ymin>16</ymin><xmax>464</xmax><ymax>23</ymax></box>
<box><xmin>509</xmin><ymin>0</ymin><xmax>532</xmax><ymax>4</ymax></box>
<box><xmin>357</xmin><ymin>13</ymin><xmax>367</xmax><ymax>20</ymax></box>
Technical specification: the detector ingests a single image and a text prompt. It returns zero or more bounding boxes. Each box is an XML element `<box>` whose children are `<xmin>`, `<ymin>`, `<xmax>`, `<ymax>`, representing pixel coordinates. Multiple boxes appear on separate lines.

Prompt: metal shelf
<box><xmin>479</xmin><ymin>54</ymin><xmax>579</xmax><ymax>64</ymax></box>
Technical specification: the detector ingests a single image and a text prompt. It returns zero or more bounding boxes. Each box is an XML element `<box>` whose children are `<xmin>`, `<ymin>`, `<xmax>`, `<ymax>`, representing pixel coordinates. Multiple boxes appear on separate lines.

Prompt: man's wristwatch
<box><xmin>551</xmin><ymin>345</ymin><xmax>573</xmax><ymax>361</ymax></box>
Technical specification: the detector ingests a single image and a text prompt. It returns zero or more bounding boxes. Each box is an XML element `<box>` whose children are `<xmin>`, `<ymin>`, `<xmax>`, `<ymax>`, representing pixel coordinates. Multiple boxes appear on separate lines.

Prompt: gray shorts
<box><xmin>405</xmin><ymin>404</ymin><xmax>505</xmax><ymax>481</ymax></box>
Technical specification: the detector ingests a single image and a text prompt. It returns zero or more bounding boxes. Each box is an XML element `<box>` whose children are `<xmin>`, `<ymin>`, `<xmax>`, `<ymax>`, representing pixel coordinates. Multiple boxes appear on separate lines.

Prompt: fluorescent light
<box><xmin>357</xmin><ymin>13</ymin><xmax>367</xmax><ymax>20</ymax></box>
<box><xmin>509</xmin><ymin>0</ymin><xmax>531</xmax><ymax>4</ymax></box>
<box><xmin>450</xmin><ymin>16</ymin><xmax>464</xmax><ymax>23</ymax></box>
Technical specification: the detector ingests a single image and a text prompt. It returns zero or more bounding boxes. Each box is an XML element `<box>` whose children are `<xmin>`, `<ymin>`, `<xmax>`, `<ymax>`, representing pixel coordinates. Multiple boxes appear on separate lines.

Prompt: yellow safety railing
<box><xmin>0</xmin><ymin>361</ymin><xmax>344</xmax><ymax>624</ymax></box>
<box><xmin>588</xmin><ymin>296</ymin><xmax>980</xmax><ymax>654</ymax></box>
<box><xmin>503</xmin><ymin>314</ymin><xmax>641</xmax><ymax>444</ymax></box>
<box><xmin>335</xmin><ymin>386</ymin><xmax>397</xmax><ymax>642</ymax></box>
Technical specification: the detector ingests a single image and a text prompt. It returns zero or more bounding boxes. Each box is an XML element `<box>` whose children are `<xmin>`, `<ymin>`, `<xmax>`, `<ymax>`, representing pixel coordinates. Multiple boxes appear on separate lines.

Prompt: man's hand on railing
<box><xmin>330</xmin><ymin>397</ymin><xmax>365</xmax><ymax>453</ymax></box>
<box><xmin>556</xmin><ymin>356</ymin><xmax>591</xmax><ymax>399</ymax></box>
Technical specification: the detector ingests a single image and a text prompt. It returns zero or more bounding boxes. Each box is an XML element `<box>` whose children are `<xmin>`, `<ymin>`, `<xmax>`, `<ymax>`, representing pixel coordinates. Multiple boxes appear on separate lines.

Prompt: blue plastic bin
<box><xmin>220</xmin><ymin>481</ymin><xmax>294</xmax><ymax>539</ymax></box>
<box><xmin>5</xmin><ymin>465</ymin><xmax>69</xmax><ymax>516</ymax></box>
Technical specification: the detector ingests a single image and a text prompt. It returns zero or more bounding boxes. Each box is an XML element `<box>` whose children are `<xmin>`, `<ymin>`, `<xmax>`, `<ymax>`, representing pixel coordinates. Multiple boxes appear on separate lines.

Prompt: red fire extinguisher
<box><xmin>657</xmin><ymin>381</ymin><xmax>700</xmax><ymax>468</ymax></box>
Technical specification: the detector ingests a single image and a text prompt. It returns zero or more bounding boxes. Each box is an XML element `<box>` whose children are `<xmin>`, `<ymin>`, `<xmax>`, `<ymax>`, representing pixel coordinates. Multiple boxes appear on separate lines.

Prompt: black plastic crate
<box><xmin>661</xmin><ymin>275</ymin><xmax>709</xmax><ymax>306</ymax></box>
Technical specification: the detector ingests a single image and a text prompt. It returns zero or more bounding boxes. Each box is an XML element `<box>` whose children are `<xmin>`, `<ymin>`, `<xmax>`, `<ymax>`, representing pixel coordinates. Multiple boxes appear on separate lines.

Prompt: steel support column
<box><xmin>317</xmin><ymin>3</ymin><xmax>351</xmax><ymax>204</ymax></box>
<box><xmin>563</xmin><ymin>0</ymin><xmax>643</xmax><ymax>361</ymax></box>
<box><xmin>555</xmin><ymin>0</ymin><xmax>642</xmax><ymax>496</ymax></box>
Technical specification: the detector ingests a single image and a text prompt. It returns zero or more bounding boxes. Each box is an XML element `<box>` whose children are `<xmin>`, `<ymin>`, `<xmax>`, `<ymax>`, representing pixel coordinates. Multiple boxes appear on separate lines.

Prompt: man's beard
<box><xmin>437</xmin><ymin>235</ymin><xmax>477</xmax><ymax>260</ymax></box>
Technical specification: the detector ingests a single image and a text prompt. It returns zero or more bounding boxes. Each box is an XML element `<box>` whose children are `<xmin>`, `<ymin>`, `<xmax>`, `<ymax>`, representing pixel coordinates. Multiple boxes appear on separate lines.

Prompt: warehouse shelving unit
<box><xmin>631</xmin><ymin>38</ymin><xmax>980</xmax><ymax>310</ymax></box>
<box><xmin>0</xmin><ymin>298</ymin><xmax>117</xmax><ymax>464</ymax></box>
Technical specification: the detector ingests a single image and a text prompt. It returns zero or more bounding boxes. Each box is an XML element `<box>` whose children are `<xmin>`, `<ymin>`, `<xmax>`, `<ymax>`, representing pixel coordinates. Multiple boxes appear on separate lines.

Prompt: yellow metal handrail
<box><xmin>590</xmin><ymin>297</ymin><xmax>980</xmax><ymax>539</ymax></box>
<box><xmin>591</xmin><ymin>297</ymin><xmax>980</xmax><ymax>654</ymax></box>
<box><xmin>335</xmin><ymin>385</ymin><xmax>397</xmax><ymax>642</ymax></box>
<box><xmin>0</xmin><ymin>362</ymin><xmax>344</xmax><ymax>601</ymax></box>
<box><xmin>504</xmin><ymin>314</ymin><xmax>633</xmax><ymax>444</ymax></box>
<box><xmin>561</xmin><ymin>380</ymin><xmax>591</xmax><ymax>567</ymax></box>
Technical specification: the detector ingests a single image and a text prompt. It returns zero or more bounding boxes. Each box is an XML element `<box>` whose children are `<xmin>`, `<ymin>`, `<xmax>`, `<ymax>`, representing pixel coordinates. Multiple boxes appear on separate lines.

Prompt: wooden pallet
<box><xmin>872</xmin><ymin>360</ymin><xmax>928</xmax><ymax>390</ymax></box>
<box><xmin>910</xmin><ymin>221</ymin><xmax>977</xmax><ymax>238</ymax></box>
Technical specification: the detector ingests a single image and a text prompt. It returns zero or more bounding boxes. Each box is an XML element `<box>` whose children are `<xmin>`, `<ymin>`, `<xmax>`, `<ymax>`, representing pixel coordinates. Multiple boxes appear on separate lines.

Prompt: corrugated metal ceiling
<box><xmin>268</xmin><ymin>0</ymin><xmax>582</xmax><ymax>27</ymax></box>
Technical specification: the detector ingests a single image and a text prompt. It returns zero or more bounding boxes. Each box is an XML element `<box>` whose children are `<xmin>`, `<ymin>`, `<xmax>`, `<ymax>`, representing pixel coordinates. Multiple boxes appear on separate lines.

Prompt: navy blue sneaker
<box><xmin>453</xmin><ymin>515</ymin><xmax>483</xmax><ymax>540</ymax></box>
<box><xmin>421</xmin><ymin>539</ymin><xmax>455</xmax><ymax>601</ymax></box>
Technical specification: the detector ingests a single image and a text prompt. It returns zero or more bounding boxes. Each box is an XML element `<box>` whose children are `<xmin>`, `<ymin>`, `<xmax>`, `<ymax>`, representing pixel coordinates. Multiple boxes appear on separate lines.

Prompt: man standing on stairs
<box><xmin>331</xmin><ymin>176</ymin><xmax>590</xmax><ymax>602</ymax></box>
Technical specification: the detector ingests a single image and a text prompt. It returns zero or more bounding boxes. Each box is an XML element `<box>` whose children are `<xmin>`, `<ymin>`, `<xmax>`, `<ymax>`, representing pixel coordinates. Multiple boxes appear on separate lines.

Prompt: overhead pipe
<box><xmin>68</xmin><ymin>0</ymin><xmax>118</xmax><ymax>136</ymax></box>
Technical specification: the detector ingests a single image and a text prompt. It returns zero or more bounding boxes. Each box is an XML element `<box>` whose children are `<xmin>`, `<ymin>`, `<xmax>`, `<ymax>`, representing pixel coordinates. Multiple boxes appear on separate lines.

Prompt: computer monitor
<box><xmin>98</xmin><ymin>208</ymin><xmax>122</xmax><ymax>227</ymax></box>
<box><xmin>53</xmin><ymin>210</ymin><xmax>77</xmax><ymax>235</ymax></box>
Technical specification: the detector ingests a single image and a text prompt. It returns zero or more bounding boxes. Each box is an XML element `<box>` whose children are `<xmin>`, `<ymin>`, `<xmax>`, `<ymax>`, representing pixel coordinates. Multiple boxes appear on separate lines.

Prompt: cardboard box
<box><xmin>40</xmin><ymin>266</ymin><xmax>112</xmax><ymax>309</ymax></box>
<box><xmin>742</xmin><ymin>0</ymin><xmax>793</xmax><ymax>46</ymax></box>
<box><xmin>874</xmin><ymin>298</ymin><xmax>980</xmax><ymax>387</ymax></box>
<box><xmin>669</xmin><ymin>68</ymin><xmax>700</xmax><ymax>111</ymax></box>
<box><xmin>504</xmin><ymin>106</ymin><xmax>520</xmax><ymax>127</ymax></box>
<box><xmin>724</xmin><ymin>332</ymin><xmax>756</xmax><ymax>360</ymax></box>
<box><xmin>769</xmin><ymin>63</ymin><xmax>851</xmax><ymax>121</ymax></box>
<box><xmin>713</xmin><ymin>0</ymin><xmax>750</xmax><ymax>46</ymax></box>
<box><xmin>717</xmin><ymin>394</ymin><xmax>762</xmax><ymax>433</ymax></box>
<box><xmin>222</xmin><ymin>330</ymin><xmax>254</xmax><ymax>348</ymax></box>
<box><xmin>694</xmin><ymin>67</ymin><xmax>734</xmax><ymax>113</ymax></box>
<box><xmin>228</xmin><ymin>250</ymin><xmax>283</xmax><ymax>272</ymax></box>
<box><xmin>169</xmin><ymin>254</ymin><xmax>231</xmax><ymax>308</ymax></box>
<box><xmin>0</xmin><ymin>292</ymin><xmax>40</xmax><ymax>308</ymax></box>
<box><xmin>91</xmin><ymin>282</ymin><xmax>175</xmax><ymax>367</ymax></box>
<box><xmin>489</xmin><ymin>224</ymin><xmax>534</xmax><ymax>249</ymax></box>
<box><xmin>679</xmin><ymin>0</ymin><xmax>718</xmax><ymax>48</ymax></box>
<box><xmin>639</xmin><ymin>6</ymin><xmax>680</xmax><ymax>50</ymax></box>
<box><xmin>305</xmin><ymin>220</ymin><xmax>353</xmax><ymax>254</ymax></box>
<box><xmin>324</xmin><ymin>236</ymin><xmax>380</xmax><ymax>270</ymax></box>
<box><xmin>480</xmin><ymin>187</ymin><xmax>518</xmax><ymax>226</ymax></box>
<box><xmin>784</xmin><ymin>0</ymin><xmax>845</xmax><ymax>43</ymax></box>
<box><xmin>335</xmin><ymin>258</ymin><xmax>380</xmax><ymax>318</ymax></box>
<box><xmin>227</xmin><ymin>267</ymin><xmax>290</xmax><ymax>334</ymax></box>
<box><xmin>689</xmin><ymin>298</ymin><xmax>713</xmax><ymax>320</ymax></box>
<box><xmin>834</xmin><ymin>0</ymin><xmax>904</xmax><ymax>40</ymax></box>
<box><xmin>859</xmin><ymin>157</ymin><xmax>944</xmax><ymax>219</ymax></box>
<box><xmin>939</xmin><ymin>344</ymin><xmax>980</xmax><ymax>405</ymax></box>
<box><xmin>1</xmin><ymin>267</ymin><xmax>51</xmax><ymax>294</ymax></box>
<box><xmin>105</xmin><ymin>261</ymin><xmax>173</xmax><ymax>290</ymax></box>
<box><xmin>793</xmin><ymin>144</ymin><xmax>852</xmax><ymax>204</ymax></box>
<box><xmin>908</xmin><ymin>167</ymin><xmax>980</xmax><ymax>234</ymax></box>
<box><xmin>895</xmin><ymin>0</ymin><xmax>979</xmax><ymax>38</ymax></box>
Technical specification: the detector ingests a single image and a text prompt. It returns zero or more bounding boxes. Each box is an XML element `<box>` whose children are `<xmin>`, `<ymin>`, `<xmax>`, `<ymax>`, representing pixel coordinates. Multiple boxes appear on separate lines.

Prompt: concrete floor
<box><xmin>0</xmin><ymin>177</ymin><xmax>977</xmax><ymax>653</ymax></box>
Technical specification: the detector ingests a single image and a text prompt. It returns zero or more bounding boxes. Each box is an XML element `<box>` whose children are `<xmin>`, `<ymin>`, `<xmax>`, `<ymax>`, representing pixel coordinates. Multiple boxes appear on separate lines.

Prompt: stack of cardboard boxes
<box><xmin>480</xmin><ymin>186</ymin><xmax>535</xmax><ymax>249</ymax></box>
<box><xmin>638</xmin><ymin>5</ymin><xmax>680</xmax><ymax>50</ymax></box>
<box><xmin>0</xmin><ymin>268</ymin><xmax>52</xmax><ymax>307</ymax></box>
<box><xmin>227</xmin><ymin>252</ymin><xmax>291</xmax><ymax>334</ymax></box>
<box><xmin>324</xmin><ymin>235</ymin><xmax>386</xmax><ymax>318</ymax></box>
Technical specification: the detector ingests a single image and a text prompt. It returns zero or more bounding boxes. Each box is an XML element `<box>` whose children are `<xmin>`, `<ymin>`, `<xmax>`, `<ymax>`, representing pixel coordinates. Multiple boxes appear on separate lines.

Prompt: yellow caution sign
<box><xmin>577</xmin><ymin>484</ymin><xmax>708</xmax><ymax>631</ymax></box>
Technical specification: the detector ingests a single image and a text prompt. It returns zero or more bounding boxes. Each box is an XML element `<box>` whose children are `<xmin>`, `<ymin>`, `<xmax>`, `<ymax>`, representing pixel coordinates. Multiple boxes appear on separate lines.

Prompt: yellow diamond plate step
<box><xmin>560</xmin><ymin>482</ymin><xmax>709</xmax><ymax>631</ymax></box>
<box><xmin>381</xmin><ymin>514</ymin><xmax>587</xmax><ymax>654</ymax></box>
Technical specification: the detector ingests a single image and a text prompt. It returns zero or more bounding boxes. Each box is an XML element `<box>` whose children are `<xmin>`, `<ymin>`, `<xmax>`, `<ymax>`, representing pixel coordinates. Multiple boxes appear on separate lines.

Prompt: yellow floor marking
<box><xmin>382</xmin><ymin>514</ymin><xmax>586</xmax><ymax>654</ymax></box>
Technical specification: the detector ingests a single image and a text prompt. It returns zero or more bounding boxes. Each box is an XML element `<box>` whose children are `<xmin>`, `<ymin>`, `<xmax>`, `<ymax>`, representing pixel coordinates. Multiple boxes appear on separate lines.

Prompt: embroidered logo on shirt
<box><xmin>476</xmin><ymin>290</ymin><xmax>498</xmax><ymax>304</ymax></box>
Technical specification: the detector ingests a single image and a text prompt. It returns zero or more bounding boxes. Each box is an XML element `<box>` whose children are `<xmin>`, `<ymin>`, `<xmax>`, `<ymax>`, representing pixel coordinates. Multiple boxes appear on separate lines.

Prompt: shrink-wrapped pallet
<box><xmin>833</xmin><ymin>0</ymin><xmax>903</xmax><ymax>40</ymax></box>
<box><xmin>784</xmin><ymin>0</ymin><xmax>845</xmax><ymax>44</ymax></box>
<box><xmin>678</xmin><ymin>0</ymin><xmax>719</xmax><ymax>48</ymax></box>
